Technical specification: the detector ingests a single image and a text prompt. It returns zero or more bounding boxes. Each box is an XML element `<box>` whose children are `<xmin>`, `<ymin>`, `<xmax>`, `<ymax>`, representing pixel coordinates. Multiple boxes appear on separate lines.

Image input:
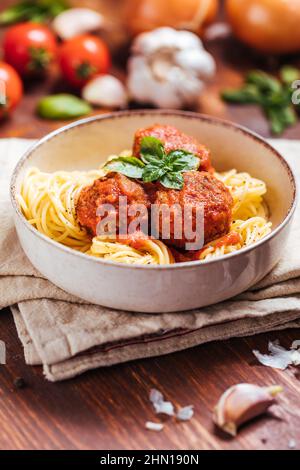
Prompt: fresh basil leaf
<box><xmin>142</xmin><ymin>166</ymin><xmax>166</xmax><ymax>182</ymax></box>
<box><xmin>105</xmin><ymin>158</ymin><xmax>144</xmax><ymax>179</ymax></box>
<box><xmin>160</xmin><ymin>172</ymin><xmax>184</xmax><ymax>190</ymax></box>
<box><xmin>221</xmin><ymin>84</ymin><xmax>262</xmax><ymax>105</ymax></box>
<box><xmin>165</xmin><ymin>149</ymin><xmax>187</xmax><ymax>164</ymax></box>
<box><xmin>265</xmin><ymin>107</ymin><xmax>285</xmax><ymax>135</ymax></box>
<box><xmin>0</xmin><ymin>0</ymin><xmax>68</xmax><ymax>25</ymax></box>
<box><xmin>116</xmin><ymin>156</ymin><xmax>145</xmax><ymax>168</ymax></box>
<box><xmin>262</xmin><ymin>90</ymin><xmax>289</xmax><ymax>108</ymax></box>
<box><xmin>281</xmin><ymin>106</ymin><xmax>298</xmax><ymax>126</ymax></box>
<box><xmin>47</xmin><ymin>0</ymin><xmax>68</xmax><ymax>16</ymax></box>
<box><xmin>166</xmin><ymin>150</ymin><xmax>200</xmax><ymax>171</ymax></box>
<box><xmin>0</xmin><ymin>5</ymin><xmax>32</xmax><ymax>25</ymax></box>
<box><xmin>221</xmin><ymin>67</ymin><xmax>300</xmax><ymax>136</ymax></box>
<box><xmin>280</xmin><ymin>66</ymin><xmax>300</xmax><ymax>86</ymax></box>
<box><xmin>140</xmin><ymin>136</ymin><xmax>164</xmax><ymax>159</ymax></box>
<box><xmin>246</xmin><ymin>71</ymin><xmax>282</xmax><ymax>94</ymax></box>
<box><xmin>140</xmin><ymin>153</ymin><xmax>164</xmax><ymax>166</ymax></box>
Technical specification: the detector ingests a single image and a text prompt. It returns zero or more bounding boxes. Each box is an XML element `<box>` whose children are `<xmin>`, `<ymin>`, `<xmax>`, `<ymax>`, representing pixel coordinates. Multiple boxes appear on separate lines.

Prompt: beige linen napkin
<box><xmin>1</xmin><ymin>138</ymin><xmax>300</xmax><ymax>382</ymax></box>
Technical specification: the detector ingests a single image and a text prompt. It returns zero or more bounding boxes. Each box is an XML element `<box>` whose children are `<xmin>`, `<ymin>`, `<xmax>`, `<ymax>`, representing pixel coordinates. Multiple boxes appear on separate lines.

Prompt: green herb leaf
<box><xmin>160</xmin><ymin>172</ymin><xmax>184</xmax><ymax>190</ymax></box>
<box><xmin>221</xmin><ymin>84</ymin><xmax>262</xmax><ymax>104</ymax></box>
<box><xmin>142</xmin><ymin>166</ymin><xmax>166</xmax><ymax>182</ymax></box>
<box><xmin>0</xmin><ymin>5</ymin><xmax>33</xmax><ymax>24</ymax></box>
<box><xmin>46</xmin><ymin>0</ymin><xmax>68</xmax><ymax>16</ymax></box>
<box><xmin>262</xmin><ymin>89</ymin><xmax>290</xmax><ymax>108</ymax></box>
<box><xmin>37</xmin><ymin>94</ymin><xmax>91</xmax><ymax>120</ymax></box>
<box><xmin>0</xmin><ymin>0</ymin><xmax>68</xmax><ymax>25</ymax></box>
<box><xmin>280</xmin><ymin>66</ymin><xmax>300</xmax><ymax>86</ymax></box>
<box><xmin>140</xmin><ymin>136</ymin><xmax>165</xmax><ymax>159</ymax></box>
<box><xmin>140</xmin><ymin>153</ymin><xmax>164</xmax><ymax>166</ymax></box>
<box><xmin>246</xmin><ymin>70</ymin><xmax>282</xmax><ymax>94</ymax></box>
<box><xmin>221</xmin><ymin>67</ymin><xmax>300</xmax><ymax>136</ymax></box>
<box><xmin>105</xmin><ymin>157</ymin><xmax>144</xmax><ymax>179</ymax></box>
<box><xmin>116</xmin><ymin>156</ymin><xmax>145</xmax><ymax>167</ymax></box>
<box><xmin>280</xmin><ymin>106</ymin><xmax>298</xmax><ymax>126</ymax></box>
<box><xmin>166</xmin><ymin>150</ymin><xmax>200</xmax><ymax>171</ymax></box>
<box><xmin>265</xmin><ymin>107</ymin><xmax>285</xmax><ymax>135</ymax></box>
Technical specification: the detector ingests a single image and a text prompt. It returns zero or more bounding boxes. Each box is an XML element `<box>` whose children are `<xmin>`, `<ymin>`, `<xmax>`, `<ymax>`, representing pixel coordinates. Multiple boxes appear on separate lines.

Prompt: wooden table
<box><xmin>0</xmin><ymin>0</ymin><xmax>300</xmax><ymax>450</ymax></box>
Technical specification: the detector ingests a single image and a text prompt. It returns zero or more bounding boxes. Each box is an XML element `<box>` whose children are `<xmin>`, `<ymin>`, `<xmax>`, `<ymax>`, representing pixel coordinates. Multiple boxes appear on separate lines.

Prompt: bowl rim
<box><xmin>10</xmin><ymin>109</ymin><xmax>298</xmax><ymax>271</ymax></box>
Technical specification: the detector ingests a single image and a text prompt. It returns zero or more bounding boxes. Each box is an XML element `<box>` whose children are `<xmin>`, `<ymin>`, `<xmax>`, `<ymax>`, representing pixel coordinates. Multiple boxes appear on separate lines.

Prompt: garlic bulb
<box><xmin>127</xmin><ymin>27</ymin><xmax>215</xmax><ymax>109</ymax></box>
<box><xmin>52</xmin><ymin>8</ymin><xmax>104</xmax><ymax>40</ymax></box>
<box><xmin>82</xmin><ymin>75</ymin><xmax>128</xmax><ymax>108</ymax></box>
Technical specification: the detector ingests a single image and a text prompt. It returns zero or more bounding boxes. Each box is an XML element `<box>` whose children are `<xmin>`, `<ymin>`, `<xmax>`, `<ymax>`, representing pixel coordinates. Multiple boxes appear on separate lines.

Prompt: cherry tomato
<box><xmin>0</xmin><ymin>61</ymin><xmax>23</xmax><ymax>119</ymax></box>
<box><xmin>3</xmin><ymin>22</ymin><xmax>57</xmax><ymax>76</ymax></box>
<box><xmin>59</xmin><ymin>35</ymin><xmax>111</xmax><ymax>88</ymax></box>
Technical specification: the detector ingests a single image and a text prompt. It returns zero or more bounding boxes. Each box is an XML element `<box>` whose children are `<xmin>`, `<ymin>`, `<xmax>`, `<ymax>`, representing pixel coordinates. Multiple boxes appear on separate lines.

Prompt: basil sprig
<box><xmin>221</xmin><ymin>67</ymin><xmax>300</xmax><ymax>136</ymax></box>
<box><xmin>0</xmin><ymin>0</ymin><xmax>68</xmax><ymax>25</ymax></box>
<box><xmin>104</xmin><ymin>136</ymin><xmax>200</xmax><ymax>190</ymax></box>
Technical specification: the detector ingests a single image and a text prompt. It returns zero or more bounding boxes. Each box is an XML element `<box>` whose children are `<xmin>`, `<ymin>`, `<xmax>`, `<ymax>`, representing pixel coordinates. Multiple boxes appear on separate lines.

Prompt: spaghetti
<box><xmin>199</xmin><ymin>170</ymin><xmax>272</xmax><ymax>260</ymax></box>
<box><xmin>17</xmin><ymin>162</ymin><xmax>272</xmax><ymax>265</ymax></box>
<box><xmin>17</xmin><ymin>167</ymin><xmax>174</xmax><ymax>265</ymax></box>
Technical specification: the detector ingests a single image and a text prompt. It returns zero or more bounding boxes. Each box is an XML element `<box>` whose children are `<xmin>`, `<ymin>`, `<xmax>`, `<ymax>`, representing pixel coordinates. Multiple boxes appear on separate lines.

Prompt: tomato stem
<box><xmin>28</xmin><ymin>46</ymin><xmax>52</xmax><ymax>72</ymax></box>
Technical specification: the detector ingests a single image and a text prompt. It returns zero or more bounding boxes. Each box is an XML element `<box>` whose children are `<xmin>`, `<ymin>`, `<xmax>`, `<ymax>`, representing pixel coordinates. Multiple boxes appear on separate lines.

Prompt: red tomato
<box><xmin>59</xmin><ymin>35</ymin><xmax>111</xmax><ymax>88</ymax></box>
<box><xmin>3</xmin><ymin>22</ymin><xmax>57</xmax><ymax>76</ymax></box>
<box><xmin>0</xmin><ymin>62</ymin><xmax>23</xmax><ymax>119</ymax></box>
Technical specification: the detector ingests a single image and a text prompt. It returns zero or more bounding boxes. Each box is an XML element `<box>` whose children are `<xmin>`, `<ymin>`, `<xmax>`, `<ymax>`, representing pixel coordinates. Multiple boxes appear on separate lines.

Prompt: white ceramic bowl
<box><xmin>10</xmin><ymin>111</ymin><xmax>297</xmax><ymax>313</ymax></box>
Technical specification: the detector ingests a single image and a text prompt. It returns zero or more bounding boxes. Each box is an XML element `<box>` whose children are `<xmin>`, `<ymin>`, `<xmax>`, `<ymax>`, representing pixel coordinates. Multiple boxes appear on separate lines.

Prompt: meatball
<box><xmin>133</xmin><ymin>124</ymin><xmax>213</xmax><ymax>172</ymax></box>
<box><xmin>76</xmin><ymin>173</ymin><xmax>150</xmax><ymax>237</ymax></box>
<box><xmin>152</xmin><ymin>171</ymin><xmax>233</xmax><ymax>249</ymax></box>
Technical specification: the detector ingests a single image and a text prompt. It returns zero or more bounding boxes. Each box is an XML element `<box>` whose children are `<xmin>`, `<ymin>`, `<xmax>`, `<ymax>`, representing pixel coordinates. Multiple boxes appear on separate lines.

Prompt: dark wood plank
<box><xmin>0</xmin><ymin>0</ymin><xmax>300</xmax><ymax>450</ymax></box>
<box><xmin>1</xmin><ymin>308</ymin><xmax>300</xmax><ymax>450</ymax></box>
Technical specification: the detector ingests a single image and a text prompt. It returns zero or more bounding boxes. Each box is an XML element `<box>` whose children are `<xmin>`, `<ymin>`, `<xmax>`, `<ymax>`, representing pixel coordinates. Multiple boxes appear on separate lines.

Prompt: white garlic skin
<box><xmin>52</xmin><ymin>8</ymin><xmax>104</xmax><ymax>40</ymax></box>
<box><xmin>82</xmin><ymin>75</ymin><xmax>128</xmax><ymax>109</ymax></box>
<box><xmin>127</xmin><ymin>27</ymin><xmax>216</xmax><ymax>109</ymax></box>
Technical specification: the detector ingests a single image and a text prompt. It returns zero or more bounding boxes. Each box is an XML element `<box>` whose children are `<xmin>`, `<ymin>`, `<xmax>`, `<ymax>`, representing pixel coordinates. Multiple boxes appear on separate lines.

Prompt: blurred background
<box><xmin>0</xmin><ymin>0</ymin><xmax>300</xmax><ymax>139</ymax></box>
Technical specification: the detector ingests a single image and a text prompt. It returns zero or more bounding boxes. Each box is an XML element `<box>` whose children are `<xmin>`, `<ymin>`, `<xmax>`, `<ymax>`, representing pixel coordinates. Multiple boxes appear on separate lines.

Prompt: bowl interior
<box><xmin>13</xmin><ymin>112</ymin><xmax>295</xmax><ymax>230</ymax></box>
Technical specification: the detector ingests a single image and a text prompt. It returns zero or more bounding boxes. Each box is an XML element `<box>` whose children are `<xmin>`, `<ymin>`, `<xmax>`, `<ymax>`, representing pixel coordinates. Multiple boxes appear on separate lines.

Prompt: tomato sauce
<box><xmin>215</xmin><ymin>231</ymin><xmax>242</xmax><ymax>249</ymax></box>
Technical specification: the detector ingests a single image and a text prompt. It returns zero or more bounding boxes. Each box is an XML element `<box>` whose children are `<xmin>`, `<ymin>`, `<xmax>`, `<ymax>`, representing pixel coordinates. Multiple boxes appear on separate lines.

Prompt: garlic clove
<box><xmin>175</xmin><ymin>49</ymin><xmax>216</xmax><ymax>78</ymax></box>
<box><xmin>52</xmin><ymin>8</ymin><xmax>104</xmax><ymax>40</ymax></box>
<box><xmin>82</xmin><ymin>75</ymin><xmax>128</xmax><ymax>109</ymax></box>
<box><xmin>213</xmin><ymin>383</ymin><xmax>283</xmax><ymax>436</ymax></box>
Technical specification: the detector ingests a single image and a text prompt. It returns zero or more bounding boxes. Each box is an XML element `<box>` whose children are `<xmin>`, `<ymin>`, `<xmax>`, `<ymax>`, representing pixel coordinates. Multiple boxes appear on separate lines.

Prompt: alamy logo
<box><xmin>292</xmin><ymin>80</ymin><xmax>300</xmax><ymax>105</ymax></box>
<box><xmin>0</xmin><ymin>79</ymin><xmax>6</xmax><ymax>106</ymax></box>
<box><xmin>96</xmin><ymin>197</ymin><xmax>205</xmax><ymax>250</ymax></box>
<box><xmin>0</xmin><ymin>340</ymin><xmax>6</xmax><ymax>364</ymax></box>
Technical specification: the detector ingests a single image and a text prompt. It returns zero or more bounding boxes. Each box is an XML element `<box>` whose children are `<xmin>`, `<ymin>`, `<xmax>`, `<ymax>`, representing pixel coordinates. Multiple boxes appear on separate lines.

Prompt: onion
<box><xmin>226</xmin><ymin>0</ymin><xmax>300</xmax><ymax>54</ymax></box>
<box><xmin>125</xmin><ymin>0</ymin><xmax>219</xmax><ymax>36</ymax></box>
